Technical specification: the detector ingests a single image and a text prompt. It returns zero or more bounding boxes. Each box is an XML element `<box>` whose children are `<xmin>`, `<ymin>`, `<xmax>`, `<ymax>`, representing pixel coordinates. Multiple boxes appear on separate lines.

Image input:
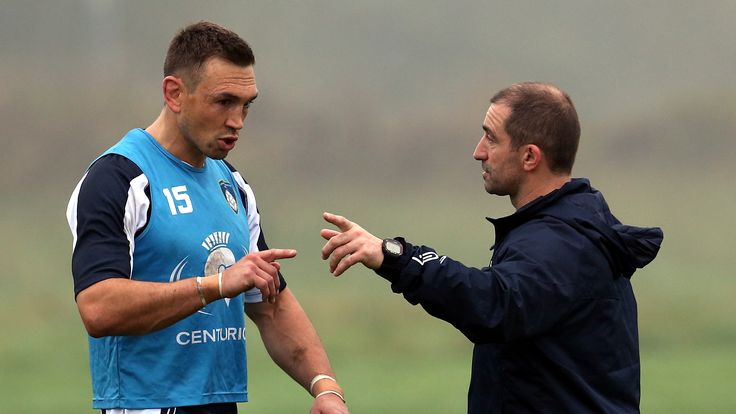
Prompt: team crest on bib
<box><xmin>219</xmin><ymin>180</ymin><xmax>239</xmax><ymax>214</ymax></box>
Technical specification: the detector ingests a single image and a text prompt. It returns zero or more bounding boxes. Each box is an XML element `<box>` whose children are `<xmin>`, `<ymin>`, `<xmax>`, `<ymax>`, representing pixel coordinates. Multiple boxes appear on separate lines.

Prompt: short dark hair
<box><xmin>491</xmin><ymin>82</ymin><xmax>580</xmax><ymax>174</ymax></box>
<box><xmin>164</xmin><ymin>21</ymin><xmax>255</xmax><ymax>88</ymax></box>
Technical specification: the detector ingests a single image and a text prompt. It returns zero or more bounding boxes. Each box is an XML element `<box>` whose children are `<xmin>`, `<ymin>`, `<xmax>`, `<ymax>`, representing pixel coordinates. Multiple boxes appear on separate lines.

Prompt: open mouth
<box><xmin>218</xmin><ymin>137</ymin><xmax>238</xmax><ymax>151</ymax></box>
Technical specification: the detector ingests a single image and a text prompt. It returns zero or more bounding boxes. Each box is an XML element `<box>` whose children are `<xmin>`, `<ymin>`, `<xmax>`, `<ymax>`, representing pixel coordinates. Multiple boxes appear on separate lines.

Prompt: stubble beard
<box><xmin>178</xmin><ymin>118</ymin><xmax>228</xmax><ymax>162</ymax></box>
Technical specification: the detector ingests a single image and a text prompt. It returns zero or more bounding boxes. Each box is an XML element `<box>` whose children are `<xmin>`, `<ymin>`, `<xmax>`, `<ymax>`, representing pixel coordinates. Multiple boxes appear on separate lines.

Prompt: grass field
<box><xmin>1</xmin><ymin>170</ymin><xmax>734</xmax><ymax>413</ymax></box>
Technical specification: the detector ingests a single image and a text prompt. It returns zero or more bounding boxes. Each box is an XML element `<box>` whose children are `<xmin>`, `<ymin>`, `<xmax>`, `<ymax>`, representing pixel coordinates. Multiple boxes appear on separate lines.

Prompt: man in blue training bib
<box><xmin>67</xmin><ymin>21</ymin><xmax>348</xmax><ymax>414</ymax></box>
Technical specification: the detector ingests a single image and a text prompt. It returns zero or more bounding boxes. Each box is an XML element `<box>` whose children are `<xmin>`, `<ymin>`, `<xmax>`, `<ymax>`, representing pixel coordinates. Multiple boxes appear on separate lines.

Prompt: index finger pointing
<box><xmin>257</xmin><ymin>248</ymin><xmax>298</xmax><ymax>262</ymax></box>
<box><xmin>323</xmin><ymin>212</ymin><xmax>354</xmax><ymax>232</ymax></box>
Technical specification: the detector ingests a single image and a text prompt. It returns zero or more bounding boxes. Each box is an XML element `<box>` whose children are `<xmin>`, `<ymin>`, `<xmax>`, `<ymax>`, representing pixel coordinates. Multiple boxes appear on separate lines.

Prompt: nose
<box><xmin>225</xmin><ymin>107</ymin><xmax>246</xmax><ymax>131</ymax></box>
<box><xmin>473</xmin><ymin>136</ymin><xmax>486</xmax><ymax>161</ymax></box>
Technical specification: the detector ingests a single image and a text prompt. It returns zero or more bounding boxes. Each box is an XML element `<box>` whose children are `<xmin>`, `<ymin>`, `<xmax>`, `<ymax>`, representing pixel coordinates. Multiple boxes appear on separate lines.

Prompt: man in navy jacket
<box><xmin>321</xmin><ymin>82</ymin><xmax>663</xmax><ymax>413</ymax></box>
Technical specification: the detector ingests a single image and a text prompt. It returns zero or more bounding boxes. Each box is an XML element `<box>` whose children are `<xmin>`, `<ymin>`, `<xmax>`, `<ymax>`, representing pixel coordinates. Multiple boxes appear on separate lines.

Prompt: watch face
<box><xmin>384</xmin><ymin>239</ymin><xmax>402</xmax><ymax>256</ymax></box>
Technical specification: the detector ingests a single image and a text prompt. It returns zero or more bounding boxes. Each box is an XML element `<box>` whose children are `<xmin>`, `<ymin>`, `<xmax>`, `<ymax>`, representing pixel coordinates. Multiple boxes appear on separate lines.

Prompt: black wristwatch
<box><xmin>382</xmin><ymin>238</ymin><xmax>404</xmax><ymax>258</ymax></box>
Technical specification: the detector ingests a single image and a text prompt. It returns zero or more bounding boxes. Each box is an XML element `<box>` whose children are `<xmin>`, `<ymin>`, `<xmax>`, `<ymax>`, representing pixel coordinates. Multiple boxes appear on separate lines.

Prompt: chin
<box><xmin>485</xmin><ymin>185</ymin><xmax>507</xmax><ymax>196</ymax></box>
<box><xmin>207</xmin><ymin>150</ymin><xmax>229</xmax><ymax>160</ymax></box>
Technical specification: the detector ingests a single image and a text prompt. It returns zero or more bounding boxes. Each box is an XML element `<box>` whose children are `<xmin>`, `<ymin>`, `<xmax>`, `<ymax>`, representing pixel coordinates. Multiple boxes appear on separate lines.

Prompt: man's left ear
<box><xmin>163</xmin><ymin>76</ymin><xmax>185</xmax><ymax>113</ymax></box>
<box><xmin>522</xmin><ymin>144</ymin><xmax>542</xmax><ymax>171</ymax></box>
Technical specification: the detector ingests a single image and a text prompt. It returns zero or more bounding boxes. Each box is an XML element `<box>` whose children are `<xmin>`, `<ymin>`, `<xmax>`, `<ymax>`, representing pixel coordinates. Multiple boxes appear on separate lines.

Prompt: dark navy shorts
<box><xmin>102</xmin><ymin>403</ymin><xmax>237</xmax><ymax>414</ymax></box>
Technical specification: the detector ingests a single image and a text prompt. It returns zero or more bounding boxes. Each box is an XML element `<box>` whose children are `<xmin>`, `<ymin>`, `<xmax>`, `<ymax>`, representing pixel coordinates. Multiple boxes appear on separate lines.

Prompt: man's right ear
<box><xmin>162</xmin><ymin>76</ymin><xmax>184</xmax><ymax>113</ymax></box>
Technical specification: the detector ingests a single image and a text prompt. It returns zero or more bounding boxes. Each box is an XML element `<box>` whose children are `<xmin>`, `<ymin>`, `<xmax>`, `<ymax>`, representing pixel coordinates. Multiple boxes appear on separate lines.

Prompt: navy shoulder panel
<box><xmin>69</xmin><ymin>154</ymin><xmax>148</xmax><ymax>297</ymax></box>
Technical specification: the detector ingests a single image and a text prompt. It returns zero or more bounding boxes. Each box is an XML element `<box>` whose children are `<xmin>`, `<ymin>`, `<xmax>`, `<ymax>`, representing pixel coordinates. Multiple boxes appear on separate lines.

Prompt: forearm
<box><xmin>76</xmin><ymin>275</ymin><xmax>221</xmax><ymax>337</ymax></box>
<box><xmin>378</xmin><ymin>242</ymin><xmax>511</xmax><ymax>342</ymax></box>
<box><xmin>76</xmin><ymin>249</ymin><xmax>292</xmax><ymax>337</ymax></box>
<box><xmin>247</xmin><ymin>288</ymin><xmax>341</xmax><ymax>395</ymax></box>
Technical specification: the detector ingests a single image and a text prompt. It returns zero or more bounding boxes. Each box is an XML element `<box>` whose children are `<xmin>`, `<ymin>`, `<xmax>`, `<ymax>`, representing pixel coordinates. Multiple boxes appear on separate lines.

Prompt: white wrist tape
<box><xmin>315</xmin><ymin>389</ymin><xmax>345</xmax><ymax>403</ymax></box>
<box><xmin>309</xmin><ymin>374</ymin><xmax>337</xmax><ymax>395</ymax></box>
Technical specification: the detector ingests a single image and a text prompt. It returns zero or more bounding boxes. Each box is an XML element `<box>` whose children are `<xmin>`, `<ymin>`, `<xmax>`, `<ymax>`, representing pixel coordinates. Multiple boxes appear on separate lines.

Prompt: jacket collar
<box><xmin>486</xmin><ymin>178</ymin><xmax>592</xmax><ymax>250</ymax></box>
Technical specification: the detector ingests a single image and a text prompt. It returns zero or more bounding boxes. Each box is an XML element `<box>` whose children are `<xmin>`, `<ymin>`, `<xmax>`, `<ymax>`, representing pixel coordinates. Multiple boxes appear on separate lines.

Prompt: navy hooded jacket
<box><xmin>377</xmin><ymin>178</ymin><xmax>663</xmax><ymax>413</ymax></box>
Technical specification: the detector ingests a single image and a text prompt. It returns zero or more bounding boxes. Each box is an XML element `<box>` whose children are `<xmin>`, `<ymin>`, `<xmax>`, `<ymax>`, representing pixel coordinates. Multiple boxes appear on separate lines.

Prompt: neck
<box><xmin>511</xmin><ymin>174</ymin><xmax>571</xmax><ymax>209</ymax></box>
<box><xmin>146</xmin><ymin>107</ymin><xmax>205</xmax><ymax>167</ymax></box>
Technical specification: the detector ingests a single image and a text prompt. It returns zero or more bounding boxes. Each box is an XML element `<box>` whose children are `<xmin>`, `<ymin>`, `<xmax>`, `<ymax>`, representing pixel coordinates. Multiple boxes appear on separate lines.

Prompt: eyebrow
<box><xmin>211</xmin><ymin>92</ymin><xmax>259</xmax><ymax>104</ymax></box>
<box><xmin>483</xmin><ymin>125</ymin><xmax>496</xmax><ymax>138</ymax></box>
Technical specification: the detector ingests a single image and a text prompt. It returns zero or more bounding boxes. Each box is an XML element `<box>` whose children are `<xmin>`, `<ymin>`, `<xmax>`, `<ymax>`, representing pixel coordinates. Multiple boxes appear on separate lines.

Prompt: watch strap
<box><xmin>376</xmin><ymin>237</ymin><xmax>411</xmax><ymax>282</ymax></box>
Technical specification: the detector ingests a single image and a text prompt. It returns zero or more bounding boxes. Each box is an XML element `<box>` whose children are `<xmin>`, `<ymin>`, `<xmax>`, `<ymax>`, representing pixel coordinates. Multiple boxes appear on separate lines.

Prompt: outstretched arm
<box><xmin>321</xmin><ymin>211</ymin><xmax>587</xmax><ymax>344</ymax></box>
<box><xmin>246</xmin><ymin>287</ymin><xmax>349</xmax><ymax>414</ymax></box>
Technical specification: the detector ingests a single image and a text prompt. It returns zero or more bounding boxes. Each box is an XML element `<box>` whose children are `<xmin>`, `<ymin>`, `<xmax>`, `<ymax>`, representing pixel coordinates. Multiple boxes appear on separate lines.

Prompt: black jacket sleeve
<box><xmin>376</xmin><ymin>227</ymin><xmax>582</xmax><ymax>344</ymax></box>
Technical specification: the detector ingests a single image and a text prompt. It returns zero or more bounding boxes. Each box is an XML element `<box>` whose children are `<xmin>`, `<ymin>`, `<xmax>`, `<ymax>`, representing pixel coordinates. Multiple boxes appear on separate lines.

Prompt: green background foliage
<box><xmin>1</xmin><ymin>1</ymin><xmax>734</xmax><ymax>412</ymax></box>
